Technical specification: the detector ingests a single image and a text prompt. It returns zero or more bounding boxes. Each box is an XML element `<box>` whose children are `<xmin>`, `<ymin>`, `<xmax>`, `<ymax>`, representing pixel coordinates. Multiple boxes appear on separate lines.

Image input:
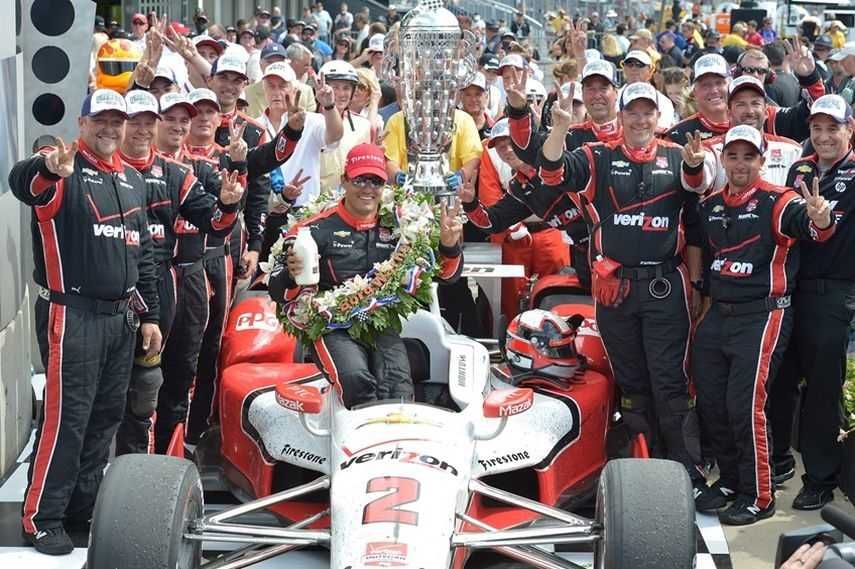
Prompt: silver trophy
<box><xmin>382</xmin><ymin>0</ymin><xmax>478</xmax><ymax>197</ymax></box>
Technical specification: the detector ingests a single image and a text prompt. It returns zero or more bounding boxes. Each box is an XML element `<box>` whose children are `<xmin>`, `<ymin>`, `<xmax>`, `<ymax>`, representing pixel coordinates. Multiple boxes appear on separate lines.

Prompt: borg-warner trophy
<box><xmin>382</xmin><ymin>0</ymin><xmax>479</xmax><ymax>197</ymax></box>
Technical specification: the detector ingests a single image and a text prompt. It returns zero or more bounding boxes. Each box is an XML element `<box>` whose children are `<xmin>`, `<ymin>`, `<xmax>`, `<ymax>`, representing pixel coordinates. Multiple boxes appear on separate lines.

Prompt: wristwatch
<box><xmin>323</xmin><ymin>103</ymin><xmax>336</xmax><ymax>111</ymax></box>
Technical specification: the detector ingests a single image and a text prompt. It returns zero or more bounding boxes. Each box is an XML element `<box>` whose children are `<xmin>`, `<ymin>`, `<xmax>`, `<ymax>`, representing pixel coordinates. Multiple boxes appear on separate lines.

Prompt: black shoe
<box><xmin>718</xmin><ymin>496</ymin><xmax>775</xmax><ymax>526</ymax></box>
<box><xmin>24</xmin><ymin>527</ymin><xmax>74</xmax><ymax>555</ymax></box>
<box><xmin>792</xmin><ymin>485</ymin><xmax>834</xmax><ymax>511</ymax></box>
<box><xmin>695</xmin><ymin>480</ymin><xmax>738</xmax><ymax>512</ymax></box>
<box><xmin>772</xmin><ymin>456</ymin><xmax>796</xmax><ymax>485</ymax></box>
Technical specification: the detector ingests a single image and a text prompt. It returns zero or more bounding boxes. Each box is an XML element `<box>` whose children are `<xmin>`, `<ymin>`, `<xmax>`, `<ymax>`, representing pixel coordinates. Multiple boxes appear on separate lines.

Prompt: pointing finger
<box><xmin>799</xmin><ymin>179</ymin><xmax>811</xmax><ymax>201</ymax></box>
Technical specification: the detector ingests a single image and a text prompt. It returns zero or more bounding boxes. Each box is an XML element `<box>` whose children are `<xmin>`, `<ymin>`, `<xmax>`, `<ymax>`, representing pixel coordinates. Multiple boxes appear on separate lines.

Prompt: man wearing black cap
<box><xmin>511</xmin><ymin>11</ymin><xmax>530</xmax><ymax>39</ymax></box>
<box><xmin>10</xmin><ymin>89</ymin><xmax>160</xmax><ymax>555</ymax></box>
<box><xmin>484</xmin><ymin>21</ymin><xmax>502</xmax><ymax>54</ymax></box>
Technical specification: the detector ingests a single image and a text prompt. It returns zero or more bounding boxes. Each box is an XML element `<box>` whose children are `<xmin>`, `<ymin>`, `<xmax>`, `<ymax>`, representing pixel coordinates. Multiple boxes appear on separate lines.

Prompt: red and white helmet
<box><xmin>505</xmin><ymin>309</ymin><xmax>581</xmax><ymax>380</ymax></box>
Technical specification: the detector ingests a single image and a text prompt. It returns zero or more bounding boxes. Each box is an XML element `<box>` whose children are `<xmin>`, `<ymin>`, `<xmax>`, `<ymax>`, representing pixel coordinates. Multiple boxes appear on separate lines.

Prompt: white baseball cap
<box><xmin>187</xmin><ymin>88</ymin><xmax>221</xmax><ymax>111</ymax></box>
<box><xmin>368</xmin><ymin>33</ymin><xmax>385</xmax><ymax>52</ymax></box>
<box><xmin>498</xmin><ymin>53</ymin><xmax>526</xmax><ymax>72</ymax></box>
<box><xmin>619</xmin><ymin>82</ymin><xmax>659</xmax><ymax>110</ymax></box>
<box><xmin>263</xmin><ymin>61</ymin><xmax>297</xmax><ymax>82</ymax></box>
<box><xmin>462</xmin><ymin>72</ymin><xmax>487</xmax><ymax>91</ymax></box>
<box><xmin>152</xmin><ymin>65</ymin><xmax>177</xmax><ymax>84</ymax></box>
<box><xmin>727</xmin><ymin>75</ymin><xmax>765</xmax><ymax>102</ymax></box>
<box><xmin>623</xmin><ymin>49</ymin><xmax>653</xmax><ymax>67</ymax></box>
<box><xmin>487</xmin><ymin>118</ymin><xmax>510</xmax><ymax>147</ymax></box>
<box><xmin>81</xmin><ymin>89</ymin><xmax>128</xmax><ymax>118</ymax></box>
<box><xmin>723</xmin><ymin>124</ymin><xmax>764</xmax><ymax>153</ymax></box>
<box><xmin>526</xmin><ymin>79</ymin><xmax>547</xmax><ymax>99</ymax></box>
<box><xmin>810</xmin><ymin>94</ymin><xmax>853</xmax><ymax>124</ymax></box>
<box><xmin>585</xmin><ymin>49</ymin><xmax>602</xmax><ymax>62</ymax></box>
<box><xmin>212</xmin><ymin>54</ymin><xmax>248</xmax><ymax>79</ymax></box>
<box><xmin>125</xmin><ymin>90</ymin><xmax>160</xmax><ymax>119</ymax></box>
<box><xmin>582</xmin><ymin>60</ymin><xmax>618</xmax><ymax>86</ymax></box>
<box><xmin>693</xmin><ymin>53</ymin><xmax>730</xmax><ymax>82</ymax></box>
<box><xmin>561</xmin><ymin>81</ymin><xmax>585</xmax><ymax>103</ymax></box>
<box><xmin>159</xmin><ymin>92</ymin><xmax>198</xmax><ymax>117</ymax></box>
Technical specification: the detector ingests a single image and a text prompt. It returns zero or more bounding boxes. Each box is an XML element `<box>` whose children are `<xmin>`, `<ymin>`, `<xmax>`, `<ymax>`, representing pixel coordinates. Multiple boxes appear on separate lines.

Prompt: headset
<box><xmin>734</xmin><ymin>49</ymin><xmax>777</xmax><ymax>85</ymax></box>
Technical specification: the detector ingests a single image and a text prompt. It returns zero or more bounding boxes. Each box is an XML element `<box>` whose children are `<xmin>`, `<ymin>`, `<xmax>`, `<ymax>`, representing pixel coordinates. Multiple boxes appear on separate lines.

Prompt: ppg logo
<box><xmin>235</xmin><ymin>312</ymin><xmax>280</xmax><ymax>332</ymax></box>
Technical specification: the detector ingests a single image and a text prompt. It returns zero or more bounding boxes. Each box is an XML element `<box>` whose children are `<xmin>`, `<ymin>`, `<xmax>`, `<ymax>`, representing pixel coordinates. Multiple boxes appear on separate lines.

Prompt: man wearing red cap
<box><xmin>269</xmin><ymin>144</ymin><xmax>465</xmax><ymax>408</ymax></box>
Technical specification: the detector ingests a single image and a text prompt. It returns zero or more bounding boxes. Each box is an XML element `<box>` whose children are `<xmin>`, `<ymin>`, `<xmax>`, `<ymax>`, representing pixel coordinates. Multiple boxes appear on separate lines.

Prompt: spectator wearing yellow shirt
<box><xmin>722</xmin><ymin>22</ymin><xmax>750</xmax><ymax>48</ymax></box>
<box><xmin>382</xmin><ymin>108</ymin><xmax>483</xmax><ymax>188</ymax></box>
<box><xmin>828</xmin><ymin>20</ymin><xmax>847</xmax><ymax>48</ymax></box>
<box><xmin>628</xmin><ymin>28</ymin><xmax>662</xmax><ymax>66</ymax></box>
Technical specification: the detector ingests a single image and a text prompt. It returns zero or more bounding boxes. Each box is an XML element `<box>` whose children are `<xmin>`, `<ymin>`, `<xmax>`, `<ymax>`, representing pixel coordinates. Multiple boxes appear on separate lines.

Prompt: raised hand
<box><xmin>44</xmin><ymin>137</ymin><xmax>78</xmax><ymax>178</ymax></box>
<box><xmin>315</xmin><ymin>74</ymin><xmax>335</xmax><ymax>110</ymax></box>
<box><xmin>163</xmin><ymin>24</ymin><xmax>197</xmax><ymax>61</ymax></box>
<box><xmin>800</xmin><ymin>176</ymin><xmax>832</xmax><ymax>228</ymax></box>
<box><xmin>568</xmin><ymin>19</ymin><xmax>588</xmax><ymax>59</ymax></box>
<box><xmin>439</xmin><ymin>199</ymin><xmax>464</xmax><ymax>247</ymax></box>
<box><xmin>282</xmin><ymin>169</ymin><xmax>311</xmax><ymax>201</ymax></box>
<box><xmin>558</xmin><ymin>82</ymin><xmax>575</xmax><ymax>113</ymax></box>
<box><xmin>227</xmin><ymin>119</ymin><xmax>248</xmax><ymax>162</ymax></box>
<box><xmin>787</xmin><ymin>35</ymin><xmax>815</xmax><ymax>77</ymax></box>
<box><xmin>143</xmin><ymin>24</ymin><xmax>163</xmax><ymax>69</ymax></box>
<box><xmin>504</xmin><ymin>67</ymin><xmax>528</xmax><ymax>110</ymax></box>
<box><xmin>132</xmin><ymin>61</ymin><xmax>155</xmax><ymax>89</ymax></box>
<box><xmin>681</xmin><ymin>131</ymin><xmax>706</xmax><ymax>168</ymax></box>
<box><xmin>458</xmin><ymin>170</ymin><xmax>476</xmax><ymax>203</ymax></box>
<box><xmin>550</xmin><ymin>86</ymin><xmax>574</xmax><ymax>133</ymax></box>
<box><xmin>218</xmin><ymin>169</ymin><xmax>245</xmax><ymax>205</ymax></box>
<box><xmin>285</xmin><ymin>90</ymin><xmax>306</xmax><ymax>131</ymax></box>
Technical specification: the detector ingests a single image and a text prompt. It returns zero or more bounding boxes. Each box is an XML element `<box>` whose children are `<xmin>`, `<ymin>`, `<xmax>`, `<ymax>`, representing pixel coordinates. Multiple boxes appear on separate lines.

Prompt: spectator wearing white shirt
<box><xmin>257</xmin><ymin>62</ymin><xmax>344</xmax><ymax>261</ymax></box>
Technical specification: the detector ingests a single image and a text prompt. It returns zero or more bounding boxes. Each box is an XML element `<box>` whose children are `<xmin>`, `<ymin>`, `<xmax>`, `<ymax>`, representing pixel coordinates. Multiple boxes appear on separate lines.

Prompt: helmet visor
<box><xmin>100</xmin><ymin>60</ymin><xmax>138</xmax><ymax>76</ymax></box>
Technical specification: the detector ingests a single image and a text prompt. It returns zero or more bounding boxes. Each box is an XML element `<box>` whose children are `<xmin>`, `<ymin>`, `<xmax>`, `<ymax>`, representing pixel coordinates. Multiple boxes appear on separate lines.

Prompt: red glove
<box><xmin>591</xmin><ymin>256</ymin><xmax>629</xmax><ymax>307</ymax></box>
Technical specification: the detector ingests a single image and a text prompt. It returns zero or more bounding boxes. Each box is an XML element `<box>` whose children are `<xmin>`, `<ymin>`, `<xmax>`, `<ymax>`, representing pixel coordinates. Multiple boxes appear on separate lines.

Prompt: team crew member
<box><xmin>770</xmin><ymin>95</ymin><xmax>855</xmax><ymax>509</ymax></box>
<box><xmin>269</xmin><ymin>144</ymin><xmax>464</xmax><ymax>408</ymax></box>
<box><xmin>115</xmin><ymin>90</ymin><xmax>244</xmax><ymax>455</ymax></box>
<box><xmin>692</xmin><ymin>76</ymin><xmax>804</xmax><ymax>192</ymax></box>
<box><xmin>507</xmin><ymin>60</ymin><xmax>622</xmax><ymax>167</ymax></box>
<box><xmin>462</xmin><ymin>119</ymin><xmax>572</xmax><ymax>319</ymax></box>
<box><xmin>617</xmin><ymin>49</ymin><xmax>677</xmax><ymax>131</ymax></box>
<box><xmin>690</xmin><ymin>125</ymin><xmax>835</xmax><ymax>525</ymax></box>
<box><xmin>175</xmin><ymin>87</ymin><xmax>306</xmax><ymax>451</ymax></box>
<box><xmin>539</xmin><ymin>82</ymin><xmax>707</xmax><ymax>488</ymax></box>
<box><xmin>9</xmin><ymin>90</ymin><xmax>161</xmax><ymax>555</ymax></box>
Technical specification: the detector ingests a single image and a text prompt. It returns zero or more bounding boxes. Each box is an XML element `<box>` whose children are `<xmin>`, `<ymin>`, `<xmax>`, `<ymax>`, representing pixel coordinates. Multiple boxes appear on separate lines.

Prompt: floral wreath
<box><xmin>261</xmin><ymin>183</ymin><xmax>441</xmax><ymax>346</ymax></box>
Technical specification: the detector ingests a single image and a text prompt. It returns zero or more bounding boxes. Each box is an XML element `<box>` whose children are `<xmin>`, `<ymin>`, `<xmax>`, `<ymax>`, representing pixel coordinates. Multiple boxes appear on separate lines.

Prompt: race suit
<box><xmin>538</xmin><ymin>139</ymin><xmax>706</xmax><ymax>481</ymax></box>
<box><xmin>465</xmin><ymin>151</ymin><xmax>575</xmax><ymax>318</ymax></box>
<box><xmin>770</xmin><ymin>151</ymin><xmax>855</xmax><ymax>493</ymax></box>
<box><xmin>10</xmin><ymin>142</ymin><xmax>159</xmax><ymax>534</ymax></box>
<box><xmin>693</xmin><ymin>178</ymin><xmax>835</xmax><ymax>510</ymax></box>
<box><xmin>181</xmin><ymin>123</ymin><xmax>303</xmax><ymax>447</ymax></box>
<box><xmin>268</xmin><ymin>201</ymin><xmax>463</xmax><ymax>408</ymax></box>
<box><xmin>116</xmin><ymin>150</ymin><xmax>239</xmax><ymax>455</ymax></box>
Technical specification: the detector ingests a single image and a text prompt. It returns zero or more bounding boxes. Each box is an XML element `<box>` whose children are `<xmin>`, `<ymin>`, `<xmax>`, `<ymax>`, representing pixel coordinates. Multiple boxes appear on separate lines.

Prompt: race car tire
<box><xmin>87</xmin><ymin>454</ymin><xmax>203</xmax><ymax>569</ymax></box>
<box><xmin>594</xmin><ymin>458</ymin><xmax>695</xmax><ymax>569</ymax></box>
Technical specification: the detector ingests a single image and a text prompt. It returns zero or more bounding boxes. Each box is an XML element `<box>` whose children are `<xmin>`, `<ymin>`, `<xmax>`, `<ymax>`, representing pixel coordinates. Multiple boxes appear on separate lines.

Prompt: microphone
<box><xmin>821</xmin><ymin>505</ymin><xmax>855</xmax><ymax>539</ymax></box>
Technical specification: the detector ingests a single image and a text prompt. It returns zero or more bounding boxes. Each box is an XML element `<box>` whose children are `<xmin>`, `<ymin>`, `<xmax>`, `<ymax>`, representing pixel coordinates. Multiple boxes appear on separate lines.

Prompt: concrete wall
<box><xmin>0</xmin><ymin>0</ymin><xmax>32</xmax><ymax>479</ymax></box>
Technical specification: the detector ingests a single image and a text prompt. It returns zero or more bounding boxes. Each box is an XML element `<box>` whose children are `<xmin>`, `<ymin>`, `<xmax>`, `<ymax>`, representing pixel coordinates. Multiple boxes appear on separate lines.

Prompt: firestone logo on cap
<box><xmin>724</xmin><ymin>124</ymin><xmax>764</xmax><ymax>153</ymax></box>
<box><xmin>621</xmin><ymin>82</ymin><xmax>658</xmax><ymax>109</ymax></box>
<box><xmin>694</xmin><ymin>54</ymin><xmax>730</xmax><ymax>80</ymax></box>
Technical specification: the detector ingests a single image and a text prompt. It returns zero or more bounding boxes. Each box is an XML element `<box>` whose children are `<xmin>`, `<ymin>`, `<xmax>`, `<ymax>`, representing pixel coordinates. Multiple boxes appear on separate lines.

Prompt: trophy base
<box><xmin>410</xmin><ymin>154</ymin><xmax>454</xmax><ymax>199</ymax></box>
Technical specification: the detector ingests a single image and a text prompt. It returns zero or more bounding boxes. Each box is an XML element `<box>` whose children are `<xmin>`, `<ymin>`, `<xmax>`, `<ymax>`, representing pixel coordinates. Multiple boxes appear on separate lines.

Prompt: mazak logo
<box><xmin>363</xmin><ymin>542</ymin><xmax>408</xmax><ymax>567</ymax></box>
<box><xmin>499</xmin><ymin>398</ymin><xmax>532</xmax><ymax>416</ymax></box>
<box><xmin>93</xmin><ymin>223</ymin><xmax>140</xmax><ymax>246</ymax></box>
<box><xmin>711</xmin><ymin>259</ymin><xmax>754</xmax><ymax>277</ymax></box>
<box><xmin>148</xmin><ymin>223</ymin><xmax>166</xmax><ymax>240</ymax></box>
<box><xmin>276</xmin><ymin>396</ymin><xmax>304</xmax><ymax>412</ymax></box>
<box><xmin>613</xmin><ymin>212</ymin><xmax>670</xmax><ymax>231</ymax></box>
<box><xmin>235</xmin><ymin>312</ymin><xmax>280</xmax><ymax>332</ymax></box>
<box><xmin>340</xmin><ymin>447</ymin><xmax>459</xmax><ymax>476</ymax></box>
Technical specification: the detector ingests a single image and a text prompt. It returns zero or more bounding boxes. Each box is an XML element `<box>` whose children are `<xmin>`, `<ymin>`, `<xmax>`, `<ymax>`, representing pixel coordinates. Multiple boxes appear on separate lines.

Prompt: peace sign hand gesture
<box><xmin>44</xmin><ymin>137</ymin><xmax>78</xmax><ymax>178</ymax></box>
<box><xmin>282</xmin><ymin>169</ymin><xmax>311</xmax><ymax>201</ymax></box>
<box><xmin>315</xmin><ymin>74</ymin><xmax>335</xmax><ymax>110</ymax></box>
<box><xmin>681</xmin><ymin>131</ymin><xmax>707</xmax><ymax>168</ymax></box>
<box><xmin>285</xmin><ymin>90</ymin><xmax>306</xmax><ymax>131</ymax></box>
<box><xmin>800</xmin><ymin>177</ymin><xmax>832</xmax><ymax>229</ymax></box>
<box><xmin>504</xmin><ymin>67</ymin><xmax>528</xmax><ymax>110</ymax></box>
<box><xmin>786</xmin><ymin>35</ymin><xmax>815</xmax><ymax>77</ymax></box>
<box><xmin>458</xmin><ymin>170</ymin><xmax>476</xmax><ymax>204</ymax></box>
<box><xmin>227</xmin><ymin>119</ymin><xmax>248</xmax><ymax>162</ymax></box>
<box><xmin>439</xmin><ymin>199</ymin><xmax>464</xmax><ymax>247</ymax></box>
<box><xmin>567</xmin><ymin>18</ymin><xmax>588</xmax><ymax>59</ymax></box>
<box><xmin>551</xmin><ymin>83</ymin><xmax>575</xmax><ymax>132</ymax></box>
<box><xmin>218</xmin><ymin>169</ymin><xmax>245</xmax><ymax>205</ymax></box>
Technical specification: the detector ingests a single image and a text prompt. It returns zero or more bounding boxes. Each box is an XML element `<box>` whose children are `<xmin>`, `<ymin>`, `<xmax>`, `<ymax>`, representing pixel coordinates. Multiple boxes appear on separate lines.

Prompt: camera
<box><xmin>775</xmin><ymin>505</ymin><xmax>855</xmax><ymax>568</ymax></box>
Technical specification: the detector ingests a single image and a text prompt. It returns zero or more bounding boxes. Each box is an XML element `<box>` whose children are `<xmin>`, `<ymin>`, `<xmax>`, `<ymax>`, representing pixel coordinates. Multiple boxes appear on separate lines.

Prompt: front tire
<box><xmin>88</xmin><ymin>454</ymin><xmax>203</xmax><ymax>569</ymax></box>
<box><xmin>594</xmin><ymin>458</ymin><xmax>695</xmax><ymax>569</ymax></box>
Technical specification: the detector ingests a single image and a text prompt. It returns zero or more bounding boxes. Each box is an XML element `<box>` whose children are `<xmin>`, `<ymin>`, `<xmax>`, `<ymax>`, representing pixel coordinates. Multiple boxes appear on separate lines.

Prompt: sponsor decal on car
<box><xmin>281</xmin><ymin>443</ymin><xmax>326</xmax><ymax>464</ymax></box>
<box><xmin>235</xmin><ymin>311</ymin><xmax>280</xmax><ymax>332</ymax></box>
<box><xmin>477</xmin><ymin>450</ymin><xmax>531</xmax><ymax>469</ymax></box>
<box><xmin>340</xmin><ymin>447</ymin><xmax>459</xmax><ymax>476</ymax></box>
<box><xmin>357</xmin><ymin>412</ymin><xmax>441</xmax><ymax>429</ymax></box>
<box><xmin>363</xmin><ymin>542</ymin><xmax>408</xmax><ymax>567</ymax></box>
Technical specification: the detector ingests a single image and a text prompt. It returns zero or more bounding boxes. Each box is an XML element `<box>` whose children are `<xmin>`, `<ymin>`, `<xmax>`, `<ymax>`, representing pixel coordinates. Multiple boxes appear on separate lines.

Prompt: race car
<box><xmin>87</xmin><ymin>280</ymin><xmax>696</xmax><ymax>569</ymax></box>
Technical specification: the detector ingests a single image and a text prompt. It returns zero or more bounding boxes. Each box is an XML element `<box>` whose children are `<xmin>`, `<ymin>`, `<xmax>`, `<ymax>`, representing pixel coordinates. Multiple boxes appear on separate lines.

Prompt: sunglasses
<box><xmin>350</xmin><ymin>176</ymin><xmax>385</xmax><ymax>189</ymax></box>
<box><xmin>738</xmin><ymin>65</ymin><xmax>769</xmax><ymax>75</ymax></box>
<box><xmin>624</xmin><ymin>60</ymin><xmax>649</xmax><ymax>69</ymax></box>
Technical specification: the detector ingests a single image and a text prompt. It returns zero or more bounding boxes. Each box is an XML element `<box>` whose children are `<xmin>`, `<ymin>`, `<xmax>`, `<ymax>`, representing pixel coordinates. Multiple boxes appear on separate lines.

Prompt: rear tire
<box><xmin>594</xmin><ymin>458</ymin><xmax>695</xmax><ymax>569</ymax></box>
<box><xmin>88</xmin><ymin>454</ymin><xmax>203</xmax><ymax>569</ymax></box>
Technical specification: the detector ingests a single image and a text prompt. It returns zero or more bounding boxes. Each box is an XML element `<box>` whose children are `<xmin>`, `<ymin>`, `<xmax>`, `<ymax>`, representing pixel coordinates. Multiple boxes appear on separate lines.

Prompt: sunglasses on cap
<box><xmin>350</xmin><ymin>176</ymin><xmax>385</xmax><ymax>189</ymax></box>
